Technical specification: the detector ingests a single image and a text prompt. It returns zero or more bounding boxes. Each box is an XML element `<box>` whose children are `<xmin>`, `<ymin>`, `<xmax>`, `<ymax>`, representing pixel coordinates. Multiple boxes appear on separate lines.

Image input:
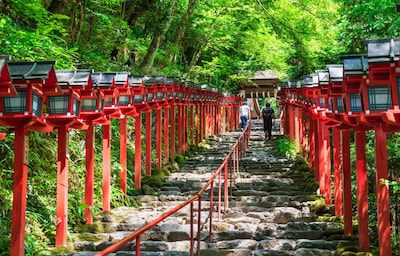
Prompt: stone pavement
<box><xmin>67</xmin><ymin>119</ymin><xmax>354</xmax><ymax>256</ymax></box>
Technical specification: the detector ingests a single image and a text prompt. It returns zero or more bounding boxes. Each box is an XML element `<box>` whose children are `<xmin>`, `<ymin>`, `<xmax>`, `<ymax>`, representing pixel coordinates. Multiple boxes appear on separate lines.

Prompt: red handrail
<box><xmin>96</xmin><ymin>122</ymin><xmax>251</xmax><ymax>255</ymax></box>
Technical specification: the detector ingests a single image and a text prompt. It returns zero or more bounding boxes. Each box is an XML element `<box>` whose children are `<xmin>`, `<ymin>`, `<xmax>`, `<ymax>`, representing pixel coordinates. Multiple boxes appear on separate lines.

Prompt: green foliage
<box><xmin>276</xmin><ymin>137</ymin><xmax>296</xmax><ymax>158</ymax></box>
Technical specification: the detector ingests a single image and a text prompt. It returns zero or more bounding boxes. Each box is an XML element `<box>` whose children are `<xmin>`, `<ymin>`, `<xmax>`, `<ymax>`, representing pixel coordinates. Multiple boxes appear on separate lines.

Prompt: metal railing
<box><xmin>96</xmin><ymin>122</ymin><xmax>251</xmax><ymax>255</ymax></box>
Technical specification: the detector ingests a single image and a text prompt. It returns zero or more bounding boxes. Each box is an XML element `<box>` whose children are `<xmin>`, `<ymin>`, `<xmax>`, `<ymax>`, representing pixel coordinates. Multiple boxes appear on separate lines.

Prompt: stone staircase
<box><xmin>67</xmin><ymin>120</ymin><xmax>354</xmax><ymax>256</ymax></box>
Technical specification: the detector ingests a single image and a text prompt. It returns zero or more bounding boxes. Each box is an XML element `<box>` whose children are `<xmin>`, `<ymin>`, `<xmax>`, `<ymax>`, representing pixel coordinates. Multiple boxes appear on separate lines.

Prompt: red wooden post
<box><xmin>85</xmin><ymin>121</ymin><xmax>95</xmax><ymax>223</ymax></box>
<box><xmin>375</xmin><ymin>124</ymin><xmax>392</xmax><ymax>256</ymax></box>
<box><xmin>308</xmin><ymin>118</ymin><xmax>315</xmax><ymax>172</ymax></box>
<box><xmin>294</xmin><ymin>107</ymin><xmax>300</xmax><ymax>152</ymax></box>
<box><xmin>145</xmin><ymin>111</ymin><xmax>152</xmax><ymax>176</ymax></box>
<box><xmin>195</xmin><ymin>104</ymin><xmax>200</xmax><ymax>146</ymax></box>
<box><xmin>170</xmin><ymin>105</ymin><xmax>176</xmax><ymax>158</ymax></box>
<box><xmin>163</xmin><ymin>108</ymin><xmax>169</xmax><ymax>163</ymax></box>
<box><xmin>341</xmin><ymin>130</ymin><xmax>353</xmax><ymax>235</ymax></box>
<box><xmin>55</xmin><ymin>125</ymin><xmax>69</xmax><ymax>246</ymax></box>
<box><xmin>10</xmin><ymin>125</ymin><xmax>29</xmax><ymax>256</ymax></box>
<box><xmin>156</xmin><ymin>108</ymin><xmax>162</xmax><ymax>169</ymax></box>
<box><xmin>355</xmin><ymin>131</ymin><xmax>370</xmax><ymax>252</ymax></box>
<box><xmin>189</xmin><ymin>105</ymin><xmax>194</xmax><ymax>144</ymax></box>
<box><xmin>102</xmin><ymin>123</ymin><xmax>111</xmax><ymax>211</ymax></box>
<box><xmin>317</xmin><ymin>120</ymin><xmax>324</xmax><ymax>193</ymax></box>
<box><xmin>119</xmin><ymin>117</ymin><xmax>127</xmax><ymax>193</ymax></box>
<box><xmin>323</xmin><ymin>123</ymin><xmax>331</xmax><ymax>204</ymax></box>
<box><xmin>289</xmin><ymin>106</ymin><xmax>295</xmax><ymax>141</ymax></box>
<box><xmin>134</xmin><ymin>113</ymin><xmax>142</xmax><ymax>189</ymax></box>
<box><xmin>332</xmin><ymin>127</ymin><xmax>343</xmax><ymax>216</ymax></box>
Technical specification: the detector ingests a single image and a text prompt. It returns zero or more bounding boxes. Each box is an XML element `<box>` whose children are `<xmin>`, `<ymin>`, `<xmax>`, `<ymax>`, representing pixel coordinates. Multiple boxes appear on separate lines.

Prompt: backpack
<box><xmin>262</xmin><ymin>107</ymin><xmax>273</xmax><ymax>119</ymax></box>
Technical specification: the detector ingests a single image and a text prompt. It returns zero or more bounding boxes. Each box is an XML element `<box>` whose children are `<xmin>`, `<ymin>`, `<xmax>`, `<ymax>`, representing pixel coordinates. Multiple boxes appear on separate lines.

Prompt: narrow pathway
<box><xmin>68</xmin><ymin>120</ymin><xmax>353</xmax><ymax>256</ymax></box>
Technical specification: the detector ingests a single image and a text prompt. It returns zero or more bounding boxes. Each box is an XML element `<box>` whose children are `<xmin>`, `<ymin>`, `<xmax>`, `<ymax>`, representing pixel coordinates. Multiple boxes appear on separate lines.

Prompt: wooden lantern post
<box><xmin>45</xmin><ymin>70</ymin><xmax>91</xmax><ymax>246</ymax></box>
<box><xmin>358</xmin><ymin>38</ymin><xmax>400</xmax><ymax>256</ymax></box>
<box><xmin>116</xmin><ymin>74</ymin><xmax>138</xmax><ymax>194</ymax></box>
<box><xmin>326</xmin><ymin>64</ymin><xmax>345</xmax><ymax>218</ymax></box>
<box><xmin>130</xmin><ymin>76</ymin><xmax>150</xmax><ymax>189</ymax></box>
<box><xmin>0</xmin><ymin>61</ymin><xmax>61</xmax><ymax>256</ymax></box>
<box><xmin>78</xmin><ymin>72</ymin><xmax>105</xmax><ymax>224</ymax></box>
<box><xmin>340</xmin><ymin>55</ymin><xmax>371</xmax><ymax>249</ymax></box>
<box><xmin>143</xmin><ymin>76</ymin><xmax>161</xmax><ymax>176</ymax></box>
<box><xmin>92</xmin><ymin>72</ymin><xmax>122</xmax><ymax>212</ymax></box>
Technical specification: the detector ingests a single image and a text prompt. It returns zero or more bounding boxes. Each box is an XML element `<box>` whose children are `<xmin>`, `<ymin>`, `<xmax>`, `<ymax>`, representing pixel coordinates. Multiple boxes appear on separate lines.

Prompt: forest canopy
<box><xmin>1</xmin><ymin>0</ymin><xmax>400</xmax><ymax>91</ymax></box>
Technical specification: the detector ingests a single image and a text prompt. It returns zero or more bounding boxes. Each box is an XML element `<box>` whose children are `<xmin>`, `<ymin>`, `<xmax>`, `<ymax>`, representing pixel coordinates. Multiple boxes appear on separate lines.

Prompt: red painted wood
<box><xmin>342</xmin><ymin>130</ymin><xmax>353</xmax><ymax>235</ymax></box>
<box><xmin>189</xmin><ymin>106</ymin><xmax>194</xmax><ymax>144</ymax></box>
<box><xmin>170</xmin><ymin>106</ymin><xmax>176</xmax><ymax>159</ymax></box>
<box><xmin>195</xmin><ymin>105</ymin><xmax>200</xmax><ymax>146</ymax></box>
<box><xmin>374</xmin><ymin>125</ymin><xmax>392</xmax><ymax>256</ymax></box>
<box><xmin>308</xmin><ymin>119</ymin><xmax>315</xmax><ymax>173</ymax></box>
<box><xmin>56</xmin><ymin>125</ymin><xmax>69</xmax><ymax>246</ymax></box>
<box><xmin>317</xmin><ymin>121</ymin><xmax>324</xmax><ymax>195</ymax></box>
<box><xmin>294</xmin><ymin>108</ymin><xmax>300</xmax><ymax>152</ymax></box>
<box><xmin>120</xmin><ymin>117</ymin><xmax>127</xmax><ymax>194</ymax></box>
<box><xmin>355</xmin><ymin>131</ymin><xmax>370</xmax><ymax>252</ymax></box>
<box><xmin>289</xmin><ymin>106</ymin><xmax>295</xmax><ymax>141</ymax></box>
<box><xmin>10</xmin><ymin>125</ymin><xmax>28</xmax><ymax>256</ymax></box>
<box><xmin>163</xmin><ymin>108</ymin><xmax>169</xmax><ymax>163</ymax></box>
<box><xmin>102</xmin><ymin>123</ymin><xmax>111</xmax><ymax>212</ymax></box>
<box><xmin>323</xmin><ymin>124</ymin><xmax>331</xmax><ymax>205</ymax></box>
<box><xmin>145</xmin><ymin>111</ymin><xmax>152</xmax><ymax>176</ymax></box>
<box><xmin>134</xmin><ymin>114</ymin><xmax>142</xmax><ymax>189</ymax></box>
<box><xmin>332</xmin><ymin>127</ymin><xmax>343</xmax><ymax>216</ymax></box>
<box><xmin>85</xmin><ymin>121</ymin><xmax>95</xmax><ymax>224</ymax></box>
<box><xmin>156</xmin><ymin>109</ymin><xmax>162</xmax><ymax>169</ymax></box>
<box><xmin>177</xmin><ymin>105</ymin><xmax>182</xmax><ymax>154</ymax></box>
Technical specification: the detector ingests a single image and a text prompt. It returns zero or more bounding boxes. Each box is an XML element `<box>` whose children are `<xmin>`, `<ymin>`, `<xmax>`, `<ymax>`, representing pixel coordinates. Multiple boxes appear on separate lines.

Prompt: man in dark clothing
<box><xmin>262</xmin><ymin>102</ymin><xmax>275</xmax><ymax>140</ymax></box>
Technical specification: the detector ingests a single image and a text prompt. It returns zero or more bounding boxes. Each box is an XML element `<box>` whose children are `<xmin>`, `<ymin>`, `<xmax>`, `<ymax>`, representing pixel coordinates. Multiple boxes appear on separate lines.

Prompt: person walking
<box><xmin>262</xmin><ymin>102</ymin><xmax>275</xmax><ymax>140</ymax></box>
<box><xmin>239</xmin><ymin>102</ymin><xmax>251</xmax><ymax>130</ymax></box>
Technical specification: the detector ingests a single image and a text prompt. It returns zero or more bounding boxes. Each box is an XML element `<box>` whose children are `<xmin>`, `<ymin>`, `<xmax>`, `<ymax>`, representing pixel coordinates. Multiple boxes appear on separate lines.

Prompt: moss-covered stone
<box><xmin>310</xmin><ymin>198</ymin><xmax>329</xmax><ymax>213</ymax></box>
<box><xmin>142</xmin><ymin>184</ymin><xmax>157</xmax><ymax>196</ymax></box>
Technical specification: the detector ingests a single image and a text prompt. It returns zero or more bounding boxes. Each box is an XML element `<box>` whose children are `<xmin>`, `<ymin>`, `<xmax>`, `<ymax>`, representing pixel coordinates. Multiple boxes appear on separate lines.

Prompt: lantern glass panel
<box><xmin>336</xmin><ymin>97</ymin><xmax>345</xmax><ymax>112</ymax></box>
<box><xmin>133</xmin><ymin>95</ymin><xmax>143</xmax><ymax>103</ymax></box>
<box><xmin>48</xmin><ymin>95</ymin><xmax>69</xmax><ymax>115</ymax></box>
<box><xmin>349</xmin><ymin>93</ymin><xmax>362</xmax><ymax>113</ymax></box>
<box><xmin>82</xmin><ymin>99</ymin><xmax>97</xmax><ymax>111</ymax></box>
<box><xmin>157</xmin><ymin>92</ymin><xmax>164</xmax><ymax>99</ymax></box>
<box><xmin>119</xmin><ymin>95</ymin><xmax>130</xmax><ymax>106</ymax></box>
<box><xmin>319</xmin><ymin>98</ymin><xmax>325</xmax><ymax>108</ymax></box>
<box><xmin>397</xmin><ymin>77</ymin><xmax>400</xmax><ymax>104</ymax></box>
<box><xmin>367</xmin><ymin>86</ymin><xmax>392</xmax><ymax>111</ymax></box>
<box><xmin>173</xmin><ymin>91</ymin><xmax>177</xmax><ymax>98</ymax></box>
<box><xmin>178</xmin><ymin>92</ymin><xmax>183</xmax><ymax>99</ymax></box>
<box><xmin>73</xmin><ymin>98</ymin><xmax>80</xmax><ymax>116</ymax></box>
<box><xmin>32</xmin><ymin>93</ymin><xmax>42</xmax><ymax>117</ymax></box>
<box><xmin>3</xmin><ymin>90</ymin><xmax>27</xmax><ymax>114</ymax></box>
<box><xmin>147</xmin><ymin>93</ymin><xmax>153</xmax><ymax>101</ymax></box>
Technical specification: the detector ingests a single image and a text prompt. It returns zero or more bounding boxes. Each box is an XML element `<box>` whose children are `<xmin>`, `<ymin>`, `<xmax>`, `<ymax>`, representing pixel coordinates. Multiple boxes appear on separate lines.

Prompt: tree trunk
<box><xmin>126</xmin><ymin>0</ymin><xmax>157</xmax><ymax>29</ymax></box>
<box><xmin>47</xmin><ymin>0</ymin><xmax>68</xmax><ymax>14</ymax></box>
<box><xmin>159</xmin><ymin>0</ymin><xmax>199</xmax><ymax>68</ymax></box>
<box><xmin>140</xmin><ymin>1</ymin><xmax>177</xmax><ymax>72</ymax></box>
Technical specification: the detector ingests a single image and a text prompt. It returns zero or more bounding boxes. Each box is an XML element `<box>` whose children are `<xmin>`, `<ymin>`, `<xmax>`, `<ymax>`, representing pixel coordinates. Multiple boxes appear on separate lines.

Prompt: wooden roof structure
<box><xmin>239</xmin><ymin>70</ymin><xmax>280</xmax><ymax>98</ymax></box>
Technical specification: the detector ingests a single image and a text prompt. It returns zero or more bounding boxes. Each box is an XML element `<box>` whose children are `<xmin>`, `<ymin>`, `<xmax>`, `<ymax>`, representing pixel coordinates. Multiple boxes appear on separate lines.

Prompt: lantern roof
<box><xmin>327</xmin><ymin>64</ymin><xmax>344</xmax><ymax>82</ymax></box>
<box><xmin>129</xmin><ymin>75</ymin><xmax>144</xmax><ymax>86</ymax></box>
<box><xmin>114</xmin><ymin>72</ymin><xmax>130</xmax><ymax>87</ymax></box>
<box><xmin>7</xmin><ymin>61</ymin><xmax>61</xmax><ymax>95</ymax></box>
<box><xmin>165</xmin><ymin>77</ymin><xmax>179</xmax><ymax>86</ymax></box>
<box><xmin>92</xmin><ymin>72</ymin><xmax>126</xmax><ymax>88</ymax></box>
<box><xmin>316</xmin><ymin>70</ymin><xmax>329</xmax><ymax>86</ymax></box>
<box><xmin>364</xmin><ymin>37</ymin><xmax>400</xmax><ymax>63</ymax></box>
<box><xmin>143</xmin><ymin>75</ymin><xmax>165</xmax><ymax>86</ymax></box>
<box><xmin>0</xmin><ymin>58</ymin><xmax>16</xmax><ymax>96</ymax></box>
<box><xmin>300</xmin><ymin>75</ymin><xmax>317</xmax><ymax>88</ymax></box>
<box><xmin>340</xmin><ymin>55</ymin><xmax>367</xmax><ymax>75</ymax></box>
<box><xmin>55</xmin><ymin>70</ymin><xmax>93</xmax><ymax>88</ymax></box>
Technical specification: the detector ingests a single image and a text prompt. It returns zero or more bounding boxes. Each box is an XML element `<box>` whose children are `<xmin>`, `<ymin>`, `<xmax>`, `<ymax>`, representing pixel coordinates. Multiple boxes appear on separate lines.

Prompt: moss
<box><xmin>141</xmin><ymin>174</ymin><xmax>164</xmax><ymax>187</ymax></box>
<box><xmin>310</xmin><ymin>198</ymin><xmax>328</xmax><ymax>213</ymax></box>
<box><xmin>46</xmin><ymin>245</ymin><xmax>75</xmax><ymax>255</ymax></box>
<box><xmin>142</xmin><ymin>184</ymin><xmax>157</xmax><ymax>196</ymax></box>
<box><xmin>316</xmin><ymin>215</ymin><xmax>343</xmax><ymax>223</ymax></box>
<box><xmin>175</xmin><ymin>155</ymin><xmax>186</xmax><ymax>165</ymax></box>
<box><xmin>75</xmin><ymin>232</ymin><xmax>104</xmax><ymax>242</ymax></box>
